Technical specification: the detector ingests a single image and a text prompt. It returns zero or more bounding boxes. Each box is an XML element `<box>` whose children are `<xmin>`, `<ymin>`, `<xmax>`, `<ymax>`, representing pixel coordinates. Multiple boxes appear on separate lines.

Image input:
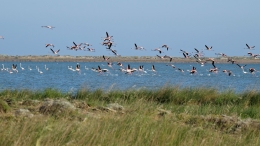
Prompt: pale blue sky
<box><xmin>0</xmin><ymin>1</ymin><xmax>259</xmax><ymax>57</ymax></box>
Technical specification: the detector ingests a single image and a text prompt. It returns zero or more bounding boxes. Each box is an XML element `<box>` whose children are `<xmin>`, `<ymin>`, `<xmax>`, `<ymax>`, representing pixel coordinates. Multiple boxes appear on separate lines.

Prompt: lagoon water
<box><xmin>0</xmin><ymin>61</ymin><xmax>259</xmax><ymax>93</ymax></box>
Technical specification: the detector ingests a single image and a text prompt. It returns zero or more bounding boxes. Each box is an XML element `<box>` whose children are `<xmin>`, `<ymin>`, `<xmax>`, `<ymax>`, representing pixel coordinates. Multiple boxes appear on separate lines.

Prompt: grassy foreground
<box><xmin>0</xmin><ymin>86</ymin><xmax>260</xmax><ymax>146</ymax></box>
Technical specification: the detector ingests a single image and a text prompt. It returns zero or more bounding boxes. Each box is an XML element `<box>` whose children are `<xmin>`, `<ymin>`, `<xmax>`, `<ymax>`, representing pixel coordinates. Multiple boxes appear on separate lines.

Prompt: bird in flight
<box><xmin>227</xmin><ymin>58</ymin><xmax>236</xmax><ymax>64</ymax></box>
<box><xmin>76</xmin><ymin>64</ymin><xmax>80</xmax><ymax>72</ymax></box>
<box><xmin>223</xmin><ymin>70</ymin><xmax>232</xmax><ymax>76</ymax></box>
<box><xmin>111</xmin><ymin>49</ymin><xmax>120</xmax><ymax>56</ymax></box>
<box><xmin>12</xmin><ymin>64</ymin><xmax>18</xmax><ymax>72</ymax></box>
<box><xmin>180</xmin><ymin>49</ymin><xmax>191</xmax><ymax>58</ymax></box>
<box><xmin>101</xmin><ymin>40</ymin><xmax>116</xmax><ymax>47</ymax></box>
<box><xmin>97</xmin><ymin>65</ymin><xmax>109</xmax><ymax>73</ymax></box>
<box><xmin>189</xmin><ymin>66</ymin><xmax>197</xmax><ymax>74</ymax></box>
<box><xmin>67</xmin><ymin>42</ymin><xmax>82</xmax><ymax>51</ymax></box>
<box><xmin>103</xmin><ymin>32</ymin><xmax>113</xmax><ymax>41</ymax></box>
<box><xmin>46</xmin><ymin>44</ymin><xmax>55</xmax><ymax>48</ymax></box>
<box><xmin>182</xmin><ymin>53</ymin><xmax>190</xmax><ymax>58</ymax></box>
<box><xmin>0</xmin><ymin>36</ymin><xmax>4</xmax><ymax>39</ymax></box>
<box><xmin>207</xmin><ymin>59</ymin><xmax>218</xmax><ymax>73</ymax></box>
<box><xmin>152</xmin><ymin>48</ymin><xmax>163</xmax><ymax>54</ymax></box>
<box><xmin>117</xmin><ymin>62</ymin><xmax>123</xmax><ymax>68</ymax></box>
<box><xmin>42</xmin><ymin>26</ymin><xmax>55</xmax><ymax>29</ymax></box>
<box><xmin>193</xmin><ymin>48</ymin><xmax>204</xmax><ymax>57</ymax></box>
<box><xmin>247</xmin><ymin>52</ymin><xmax>259</xmax><ymax>59</ymax></box>
<box><xmin>236</xmin><ymin>64</ymin><xmax>247</xmax><ymax>73</ymax></box>
<box><xmin>215</xmin><ymin>53</ymin><xmax>227</xmax><ymax>57</ymax></box>
<box><xmin>133</xmin><ymin>43</ymin><xmax>145</xmax><ymax>50</ymax></box>
<box><xmin>50</xmin><ymin>48</ymin><xmax>60</xmax><ymax>55</ymax></box>
<box><xmin>205</xmin><ymin>45</ymin><xmax>213</xmax><ymax>51</ymax></box>
<box><xmin>161</xmin><ymin>44</ymin><xmax>170</xmax><ymax>51</ymax></box>
<box><xmin>152</xmin><ymin>65</ymin><xmax>156</xmax><ymax>72</ymax></box>
<box><xmin>249</xmin><ymin>68</ymin><xmax>257</xmax><ymax>75</ymax></box>
<box><xmin>245</xmin><ymin>44</ymin><xmax>255</xmax><ymax>50</ymax></box>
<box><xmin>86</xmin><ymin>48</ymin><xmax>95</xmax><ymax>52</ymax></box>
<box><xmin>237</xmin><ymin>64</ymin><xmax>247</xmax><ymax>69</ymax></box>
<box><xmin>103</xmin><ymin>55</ymin><xmax>110</xmax><ymax>61</ymax></box>
<box><xmin>125</xmin><ymin>64</ymin><xmax>137</xmax><ymax>74</ymax></box>
<box><xmin>177</xmin><ymin>68</ymin><xmax>184</xmax><ymax>73</ymax></box>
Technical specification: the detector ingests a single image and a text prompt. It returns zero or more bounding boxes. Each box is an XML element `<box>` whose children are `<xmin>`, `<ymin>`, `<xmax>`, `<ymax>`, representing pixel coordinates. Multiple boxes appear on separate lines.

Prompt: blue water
<box><xmin>0</xmin><ymin>61</ymin><xmax>259</xmax><ymax>93</ymax></box>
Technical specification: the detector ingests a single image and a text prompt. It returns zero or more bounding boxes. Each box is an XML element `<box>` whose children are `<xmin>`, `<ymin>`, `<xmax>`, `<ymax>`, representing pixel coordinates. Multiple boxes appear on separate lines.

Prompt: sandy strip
<box><xmin>0</xmin><ymin>56</ymin><xmax>259</xmax><ymax>63</ymax></box>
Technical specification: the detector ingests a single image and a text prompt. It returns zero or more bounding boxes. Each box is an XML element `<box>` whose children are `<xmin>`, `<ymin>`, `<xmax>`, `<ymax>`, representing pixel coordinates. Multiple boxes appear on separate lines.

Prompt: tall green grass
<box><xmin>1</xmin><ymin>86</ymin><xmax>260</xmax><ymax>106</ymax></box>
<box><xmin>0</xmin><ymin>86</ymin><xmax>260</xmax><ymax>145</ymax></box>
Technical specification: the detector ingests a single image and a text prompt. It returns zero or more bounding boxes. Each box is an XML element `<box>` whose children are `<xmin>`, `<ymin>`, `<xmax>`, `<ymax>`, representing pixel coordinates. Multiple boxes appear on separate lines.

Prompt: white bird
<box><xmin>45</xmin><ymin>64</ymin><xmax>49</xmax><ymax>70</ymax></box>
<box><xmin>103</xmin><ymin>55</ymin><xmax>110</xmax><ymax>61</ymax></box>
<box><xmin>20</xmin><ymin>63</ymin><xmax>25</xmax><ymax>70</ymax></box>
<box><xmin>138</xmin><ymin>65</ymin><xmax>144</xmax><ymax>72</ymax></box>
<box><xmin>76</xmin><ymin>64</ymin><xmax>80</xmax><ymax>72</ymax></box>
<box><xmin>237</xmin><ymin>64</ymin><xmax>247</xmax><ymax>73</ymax></box>
<box><xmin>222</xmin><ymin>70</ymin><xmax>232</xmax><ymax>76</ymax></box>
<box><xmin>193</xmin><ymin>48</ymin><xmax>204</xmax><ymax>57</ymax></box>
<box><xmin>86</xmin><ymin>48</ymin><xmax>95</xmax><ymax>52</ymax></box>
<box><xmin>205</xmin><ymin>45</ymin><xmax>213</xmax><ymax>51</ymax></box>
<box><xmin>103</xmin><ymin>32</ymin><xmax>113</xmax><ymax>41</ymax></box>
<box><xmin>42</xmin><ymin>26</ymin><xmax>55</xmax><ymax>29</ymax></box>
<box><xmin>157</xmin><ymin>55</ymin><xmax>165</xmax><ymax>59</ymax></box>
<box><xmin>166</xmin><ymin>64</ymin><xmax>176</xmax><ymax>68</ymax></box>
<box><xmin>38</xmin><ymin>68</ymin><xmax>43</xmax><ymax>74</ymax></box>
<box><xmin>196</xmin><ymin>60</ymin><xmax>206</xmax><ymax>66</ymax></box>
<box><xmin>97</xmin><ymin>65</ymin><xmax>109</xmax><ymax>73</ymax></box>
<box><xmin>190</xmin><ymin>66</ymin><xmax>197</xmax><ymax>74</ymax></box>
<box><xmin>177</xmin><ymin>68</ymin><xmax>184</xmax><ymax>73</ymax></box>
<box><xmin>125</xmin><ymin>64</ymin><xmax>137</xmax><ymax>74</ymax></box>
<box><xmin>111</xmin><ymin>49</ymin><xmax>120</xmax><ymax>56</ymax></box>
<box><xmin>12</xmin><ymin>64</ymin><xmax>18</xmax><ymax>72</ymax></box>
<box><xmin>68</xmin><ymin>66</ymin><xmax>75</xmax><ymax>71</ymax></box>
<box><xmin>50</xmin><ymin>48</ymin><xmax>60</xmax><ymax>55</ymax></box>
<box><xmin>81</xmin><ymin>43</ymin><xmax>92</xmax><ymax>46</ymax></box>
<box><xmin>249</xmin><ymin>68</ymin><xmax>257</xmax><ymax>75</ymax></box>
<box><xmin>215</xmin><ymin>53</ymin><xmax>227</xmax><ymax>57</ymax></box>
<box><xmin>6</xmin><ymin>68</ymin><xmax>13</xmax><ymax>74</ymax></box>
<box><xmin>245</xmin><ymin>44</ymin><xmax>255</xmax><ymax>50</ymax></box>
<box><xmin>79</xmin><ymin>46</ymin><xmax>87</xmax><ymax>51</ymax></box>
<box><xmin>133</xmin><ymin>43</ymin><xmax>145</xmax><ymax>50</ymax></box>
<box><xmin>161</xmin><ymin>44</ymin><xmax>170</xmax><ymax>51</ymax></box>
<box><xmin>107</xmin><ymin>62</ymin><xmax>113</xmax><ymax>68</ymax></box>
<box><xmin>117</xmin><ymin>62</ymin><xmax>123</xmax><ymax>68</ymax></box>
<box><xmin>0</xmin><ymin>36</ymin><xmax>4</xmax><ymax>39</ymax></box>
<box><xmin>247</xmin><ymin>52</ymin><xmax>259</xmax><ymax>59</ymax></box>
<box><xmin>151</xmin><ymin>48</ymin><xmax>163</xmax><ymax>54</ymax></box>
<box><xmin>1</xmin><ymin>64</ymin><xmax>6</xmax><ymax>71</ymax></box>
<box><xmin>152</xmin><ymin>65</ymin><xmax>156</xmax><ymax>72</ymax></box>
<box><xmin>46</xmin><ymin>44</ymin><xmax>55</xmax><ymax>48</ymax></box>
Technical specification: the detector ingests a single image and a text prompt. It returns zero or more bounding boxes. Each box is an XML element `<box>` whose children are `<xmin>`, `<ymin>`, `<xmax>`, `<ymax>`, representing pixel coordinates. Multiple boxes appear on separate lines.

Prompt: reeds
<box><xmin>0</xmin><ymin>86</ymin><xmax>260</xmax><ymax>145</ymax></box>
<box><xmin>0</xmin><ymin>86</ymin><xmax>260</xmax><ymax>105</ymax></box>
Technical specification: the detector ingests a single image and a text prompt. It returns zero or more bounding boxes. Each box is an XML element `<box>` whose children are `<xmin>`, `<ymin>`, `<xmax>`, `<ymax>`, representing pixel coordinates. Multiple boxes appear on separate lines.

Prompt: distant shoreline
<box><xmin>0</xmin><ymin>55</ymin><xmax>259</xmax><ymax>63</ymax></box>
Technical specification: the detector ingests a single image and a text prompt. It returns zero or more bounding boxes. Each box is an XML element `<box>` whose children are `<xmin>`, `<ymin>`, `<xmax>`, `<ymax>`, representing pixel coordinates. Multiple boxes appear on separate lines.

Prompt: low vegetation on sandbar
<box><xmin>0</xmin><ymin>86</ymin><xmax>260</xmax><ymax>145</ymax></box>
<box><xmin>0</xmin><ymin>55</ymin><xmax>260</xmax><ymax>63</ymax></box>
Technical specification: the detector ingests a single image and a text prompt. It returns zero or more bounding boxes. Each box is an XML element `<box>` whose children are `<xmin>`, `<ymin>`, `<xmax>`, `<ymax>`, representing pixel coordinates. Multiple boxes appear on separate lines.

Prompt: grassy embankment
<box><xmin>0</xmin><ymin>86</ymin><xmax>260</xmax><ymax>145</ymax></box>
<box><xmin>0</xmin><ymin>55</ymin><xmax>260</xmax><ymax>63</ymax></box>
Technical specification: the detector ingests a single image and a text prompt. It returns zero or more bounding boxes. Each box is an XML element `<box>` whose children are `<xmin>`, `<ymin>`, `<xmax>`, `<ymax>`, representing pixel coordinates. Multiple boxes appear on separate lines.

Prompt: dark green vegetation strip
<box><xmin>0</xmin><ymin>86</ymin><xmax>259</xmax><ymax>106</ymax></box>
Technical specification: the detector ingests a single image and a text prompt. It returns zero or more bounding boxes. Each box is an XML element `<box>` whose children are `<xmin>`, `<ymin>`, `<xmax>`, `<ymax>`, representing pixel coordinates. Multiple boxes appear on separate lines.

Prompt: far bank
<box><xmin>0</xmin><ymin>55</ymin><xmax>259</xmax><ymax>63</ymax></box>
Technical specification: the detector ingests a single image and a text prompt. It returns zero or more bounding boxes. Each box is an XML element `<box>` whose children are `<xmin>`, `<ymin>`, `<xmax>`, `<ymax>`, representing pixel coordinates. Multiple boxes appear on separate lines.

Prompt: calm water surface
<box><xmin>0</xmin><ymin>61</ymin><xmax>259</xmax><ymax>93</ymax></box>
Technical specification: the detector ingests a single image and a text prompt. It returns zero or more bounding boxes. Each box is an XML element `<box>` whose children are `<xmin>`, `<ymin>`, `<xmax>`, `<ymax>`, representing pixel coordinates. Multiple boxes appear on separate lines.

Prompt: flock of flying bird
<box><xmin>0</xmin><ymin>26</ymin><xmax>259</xmax><ymax>76</ymax></box>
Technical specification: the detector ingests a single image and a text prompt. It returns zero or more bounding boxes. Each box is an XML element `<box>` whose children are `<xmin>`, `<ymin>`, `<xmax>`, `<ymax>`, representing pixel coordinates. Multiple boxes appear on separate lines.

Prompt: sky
<box><xmin>0</xmin><ymin>1</ymin><xmax>259</xmax><ymax>57</ymax></box>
